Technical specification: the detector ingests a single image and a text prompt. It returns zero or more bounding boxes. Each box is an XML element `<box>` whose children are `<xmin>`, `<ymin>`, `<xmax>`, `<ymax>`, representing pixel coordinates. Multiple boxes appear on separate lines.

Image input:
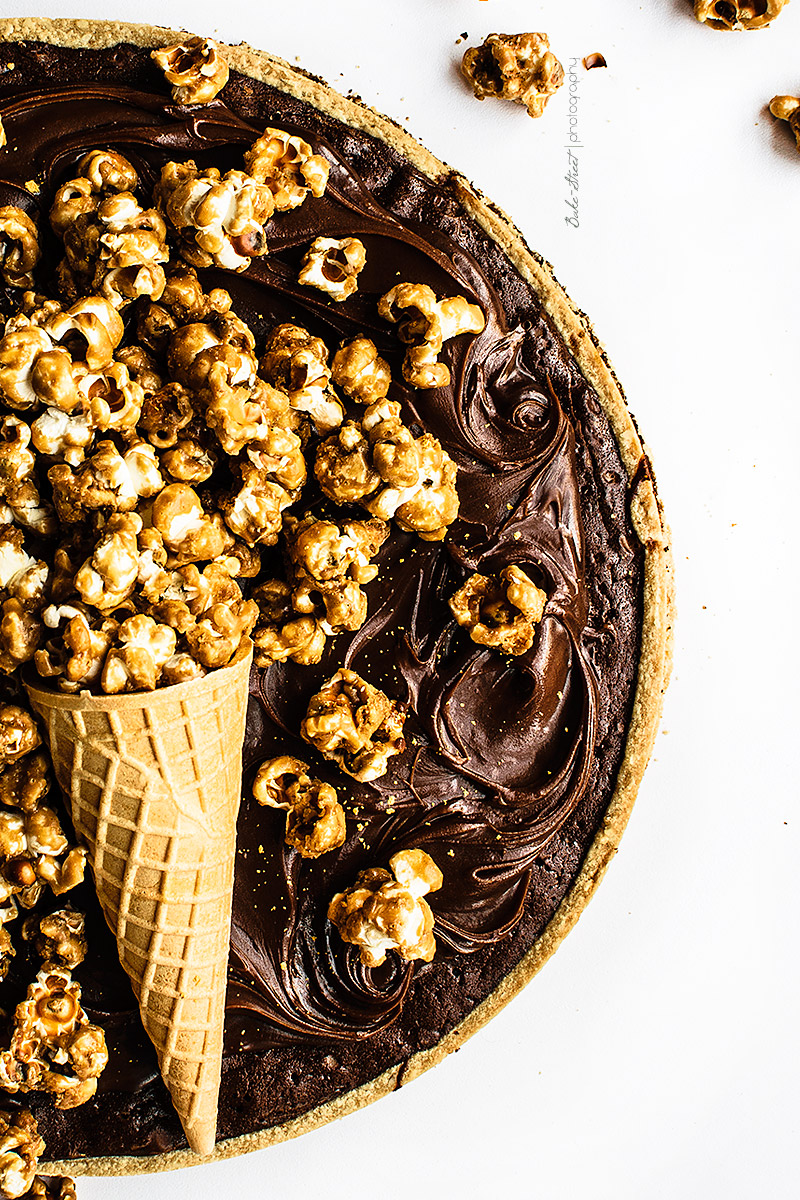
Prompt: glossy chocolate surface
<box><xmin>0</xmin><ymin>39</ymin><xmax>643</xmax><ymax>1157</ymax></box>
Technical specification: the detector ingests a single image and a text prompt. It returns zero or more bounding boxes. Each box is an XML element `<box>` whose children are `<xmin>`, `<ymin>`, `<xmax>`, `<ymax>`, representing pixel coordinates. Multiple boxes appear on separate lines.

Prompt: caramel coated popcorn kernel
<box><xmin>693</xmin><ymin>0</ymin><xmax>787</xmax><ymax>28</ymax></box>
<box><xmin>378</xmin><ymin>282</ymin><xmax>485</xmax><ymax>390</ymax></box>
<box><xmin>461</xmin><ymin>32</ymin><xmax>564</xmax><ymax>118</ymax></box>
<box><xmin>151</xmin><ymin>37</ymin><xmax>230</xmax><ymax>105</ymax></box>
<box><xmin>328</xmin><ymin>848</ymin><xmax>443</xmax><ymax>968</ymax></box>
<box><xmin>449</xmin><ymin>565</ymin><xmax>547</xmax><ymax>655</ymax></box>
<box><xmin>298</xmin><ymin>237</ymin><xmax>366</xmax><ymax>302</ymax></box>
<box><xmin>253</xmin><ymin>755</ymin><xmax>346</xmax><ymax>858</ymax></box>
<box><xmin>0</xmin><ymin>1107</ymin><xmax>45</xmax><ymax>1199</ymax></box>
<box><xmin>770</xmin><ymin>94</ymin><xmax>800</xmax><ymax>149</ymax></box>
<box><xmin>301</xmin><ymin>668</ymin><xmax>406</xmax><ymax>782</ymax></box>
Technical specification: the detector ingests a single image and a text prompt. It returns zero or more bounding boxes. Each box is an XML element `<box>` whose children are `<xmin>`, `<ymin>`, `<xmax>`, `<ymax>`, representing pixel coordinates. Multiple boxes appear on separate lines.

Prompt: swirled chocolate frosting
<box><xmin>0</xmin><ymin>38</ymin><xmax>643</xmax><ymax>1158</ymax></box>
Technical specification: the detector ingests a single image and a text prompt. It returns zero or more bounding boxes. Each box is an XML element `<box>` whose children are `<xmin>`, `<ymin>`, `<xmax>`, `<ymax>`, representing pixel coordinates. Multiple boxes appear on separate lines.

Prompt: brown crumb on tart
<box><xmin>461</xmin><ymin>32</ymin><xmax>564</xmax><ymax>118</ymax></box>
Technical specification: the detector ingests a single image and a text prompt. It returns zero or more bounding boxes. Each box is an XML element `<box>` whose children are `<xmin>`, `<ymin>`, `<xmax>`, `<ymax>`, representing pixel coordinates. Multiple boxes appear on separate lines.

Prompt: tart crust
<box><xmin>0</xmin><ymin>16</ymin><xmax>674</xmax><ymax>1175</ymax></box>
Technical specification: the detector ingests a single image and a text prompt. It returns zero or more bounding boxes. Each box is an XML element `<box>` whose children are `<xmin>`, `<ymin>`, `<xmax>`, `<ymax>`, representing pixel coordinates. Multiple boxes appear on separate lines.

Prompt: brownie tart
<box><xmin>0</xmin><ymin>18</ymin><xmax>673</xmax><ymax>1174</ymax></box>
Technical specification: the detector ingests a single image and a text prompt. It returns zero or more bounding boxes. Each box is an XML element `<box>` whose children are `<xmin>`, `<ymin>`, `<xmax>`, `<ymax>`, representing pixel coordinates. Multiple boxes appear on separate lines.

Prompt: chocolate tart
<box><xmin>0</xmin><ymin>17</ymin><xmax>673</xmax><ymax>1174</ymax></box>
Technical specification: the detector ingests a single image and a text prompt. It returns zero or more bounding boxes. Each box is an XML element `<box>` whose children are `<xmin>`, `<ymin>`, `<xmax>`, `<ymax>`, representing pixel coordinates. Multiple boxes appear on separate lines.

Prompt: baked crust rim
<box><xmin>0</xmin><ymin>16</ymin><xmax>675</xmax><ymax>1176</ymax></box>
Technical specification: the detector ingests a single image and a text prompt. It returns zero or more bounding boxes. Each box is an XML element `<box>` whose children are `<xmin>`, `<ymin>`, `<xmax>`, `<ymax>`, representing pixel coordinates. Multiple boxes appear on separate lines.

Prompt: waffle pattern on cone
<box><xmin>25</xmin><ymin>642</ymin><xmax>253</xmax><ymax>1155</ymax></box>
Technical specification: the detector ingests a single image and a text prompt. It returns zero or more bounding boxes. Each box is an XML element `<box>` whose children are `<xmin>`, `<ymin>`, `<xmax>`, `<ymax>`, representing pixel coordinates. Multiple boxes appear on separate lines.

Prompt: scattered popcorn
<box><xmin>302</xmin><ymin>668</ymin><xmax>406</xmax><ymax>782</ymax></box>
<box><xmin>694</xmin><ymin>0</ymin><xmax>787</xmax><ymax>29</ymax></box>
<box><xmin>298</xmin><ymin>236</ymin><xmax>366</xmax><ymax>302</ymax></box>
<box><xmin>328</xmin><ymin>848</ymin><xmax>443</xmax><ymax>967</ymax></box>
<box><xmin>461</xmin><ymin>32</ymin><xmax>564</xmax><ymax>118</ymax></box>
<box><xmin>245</xmin><ymin>127</ymin><xmax>329</xmax><ymax>211</ymax></box>
<box><xmin>253</xmin><ymin>755</ymin><xmax>346</xmax><ymax>858</ymax></box>
<box><xmin>449</xmin><ymin>566</ymin><xmax>547</xmax><ymax>655</ymax></box>
<box><xmin>378</xmin><ymin>282</ymin><xmax>485</xmax><ymax>389</ymax></box>
<box><xmin>151</xmin><ymin>36</ymin><xmax>230</xmax><ymax>104</ymax></box>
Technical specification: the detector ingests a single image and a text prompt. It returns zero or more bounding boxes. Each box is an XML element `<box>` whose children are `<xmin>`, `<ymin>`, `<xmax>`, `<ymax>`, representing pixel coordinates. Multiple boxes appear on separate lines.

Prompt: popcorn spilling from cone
<box><xmin>0</xmin><ymin>36</ymin><xmax>484</xmax><ymax>1159</ymax></box>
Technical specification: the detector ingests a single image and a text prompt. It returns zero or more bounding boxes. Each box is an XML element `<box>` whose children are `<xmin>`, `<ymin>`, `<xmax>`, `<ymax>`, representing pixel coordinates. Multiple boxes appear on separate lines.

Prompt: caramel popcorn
<box><xmin>26</xmin><ymin>1177</ymin><xmax>77</xmax><ymax>1200</ymax></box>
<box><xmin>102</xmin><ymin>614</ymin><xmax>177</xmax><ymax>693</ymax></box>
<box><xmin>36</xmin><ymin>603</ymin><xmax>117</xmax><ymax>693</ymax></box>
<box><xmin>0</xmin><ymin>962</ymin><xmax>108</xmax><ymax>1108</ymax></box>
<box><xmin>693</xmin><ymin>0</ymin><xmax>787</xmax><ymax>28</ymax></box>
<box><xmin>285</xmin><ymin>515</ymin><xmax>388</xmax><ymax>586</ymax></box>
<box><xmin>0</xmin><ymin>750</ymin><xmax>50</xmax><ymax>814</ymax></box>
<box><xmin>151</xmin><ymin>483</ymin><xmax>233</xmax><ymax>564</ymax></box>
<box><xmin>0</xmin><ymin>1107</ymin><xmax>44</xmax><ymax>1199</ymax></box>
<box><xmin>156</xmin><ymin>160</ymin><xmax>273</xmax><ymax>271</ymax></box>
<box><xmin>49</xmin><ymin>149</ymin><xmax>138</xmax><ymax>240</ymax></box>
<box><xmin>302</xmin><ymin>669</ymin><xmax>406</xmax><ymax>782</ymax></box>
<box><xmin>251</xmin><ymin>580</ymin><xmax>326</xmax><ymax>667</ymax></box>
<box><xmin>461</xmin><ymin>32</ymin><xmax>564</xmax><ymax>118</ymax></box>
<box><xmin>260</xmin><ymin>324</ymin><xmax>343</xmax><ymax>435</ymax></box>
<box><xmin>245</xmin><ymin>128</ymin><xmax>330</xmax><ymax>211</ymax></box>
<box><xmin>328</xmin><ymin>848</ymin><xmax>443</xmax><ymax>968</ymax></box>
<box><xmin>0</xmin><ymin>707</ymin><xmax>39</xmax><ymax>767</ymax></box>
<box><xmin>253</xmin><ymin>755</ymin><xmax>346</xmax><ymax>858</ymax></box>
<box><xmin>298</xmin><ymin>237</ymin><xmax>366</xmax><ymax>302</ymax></box>
<box><xmin>333</xmin><ymin>399</ymin><xmax>460</xmax><ymax>541</ymax></box>
<box><xmin>151</xmin><ymin>37</ymin><xmax>230</xmax><ymax>104</ymax></box>
<box><xmin>378</xmin><ymin>283</ymin><xmax>485</xmax><ymax>389</ymax></box>
<box><xmin>331</xmin><ymin>336</ymin><xmax>391</xmax><ymax>405</ymax></box>
<box><xmin>449</xmin><ymin>566</ymin><xmax>547</xmax><ymax>655</ymax></box>
<box><xmin>770</xmin><ymin>94</ymin><xmax>800</xmax><ymax>149</ymax></box>
<box><xmin>24</xmin><ymin>908</ymin><xmax>87</xmax><ymax>969</ymax></box>
<box><xmin>314</xmin><ymin>421</ymin><xmax>380</xmax><ymax>505</ymax></box>
<box><xmin>0</xmin><ymin>208</ymin><xmax>40</xmax><ymax>290</ymax></box>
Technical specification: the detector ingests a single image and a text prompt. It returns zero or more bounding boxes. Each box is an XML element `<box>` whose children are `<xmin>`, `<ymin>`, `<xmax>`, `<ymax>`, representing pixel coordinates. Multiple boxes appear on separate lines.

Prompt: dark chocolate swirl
<box><xmin>0</xmin><ymin>38</ymin><xmax>642</xmax><ymax>1156</ymax></box>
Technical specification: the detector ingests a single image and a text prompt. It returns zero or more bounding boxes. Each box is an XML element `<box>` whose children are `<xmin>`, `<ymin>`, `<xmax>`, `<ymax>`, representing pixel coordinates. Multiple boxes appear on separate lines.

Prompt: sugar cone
<box><xmin>25</xmin><ymin>639</ymin><xmax>253</xmax><ymax>1157</ymax></box>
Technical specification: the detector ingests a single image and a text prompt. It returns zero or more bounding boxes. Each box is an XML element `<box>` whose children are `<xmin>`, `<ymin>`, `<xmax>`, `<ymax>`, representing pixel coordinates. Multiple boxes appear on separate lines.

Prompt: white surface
<box><xmin>2</xmin><ymin>1</ymin><xmax>799</xmax><ymax>1197</ymax></box>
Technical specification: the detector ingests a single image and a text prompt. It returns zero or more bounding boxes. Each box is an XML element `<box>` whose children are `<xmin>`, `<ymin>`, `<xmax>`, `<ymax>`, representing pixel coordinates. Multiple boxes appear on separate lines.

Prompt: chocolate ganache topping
<box><xmin>0</xmin><ymin>38</ymin><xmax>642</xmax><ymax>1156</ymax></box>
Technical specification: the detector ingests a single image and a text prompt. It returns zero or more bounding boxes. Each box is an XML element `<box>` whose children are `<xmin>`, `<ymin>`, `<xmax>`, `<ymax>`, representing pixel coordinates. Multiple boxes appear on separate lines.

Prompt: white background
<box><xmin>2</xmin><ymin>1</ymin><xmax>799</xmax><ymax>1197</ymax></box>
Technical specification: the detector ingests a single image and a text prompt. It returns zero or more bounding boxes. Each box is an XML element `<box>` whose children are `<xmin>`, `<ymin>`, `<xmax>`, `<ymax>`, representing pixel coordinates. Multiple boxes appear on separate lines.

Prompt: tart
<box><xmin>0</xmin><ymin>18</ymin><xmax>673</xmax><ymax>1174</ymax></box>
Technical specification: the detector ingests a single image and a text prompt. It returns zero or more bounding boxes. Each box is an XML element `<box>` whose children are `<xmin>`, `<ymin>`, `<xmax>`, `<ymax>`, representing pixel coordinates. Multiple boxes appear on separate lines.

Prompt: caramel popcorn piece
<box><xmin>0</xmin><ymin>208</ymin><xmax>40</xmax><ymax>290</ymax></box>
<box><xmin>101</xmin><ymin>614</ymin><xmax>177</xmax><ymax>693</ymax></box>
<box><xmin>302</xmin><ymin>668</ymin><xmax>406</xmax><ymax>782</ymax></box>
<box><xmin>331</xmin><ymin>336</ymin><xmax>391</xmax><ymax>405</ymax></box>
<box><xmin>36</xmin><ymin>603</ymin><xmax>117</xmax><ymax>693</ymax></box>
<box><xmin>49</xmin><ymin>149</ymin><xmax>138</xmax><ymax>239</ymax></box>
<box><xmin>328</xmin><ymin>848</ymin><xmax>443</xmax><ymax>968</ymax></box>
<box><xmin>156</xmin><ymin>160</ymin><xmax>273</xmax><ymax>271</ymax></box>
<box><xmin>26</xmin><ymin>1177</ymin><xmax>77</xmax><ymax>1200</ymax></box>
<box><xmin>260</xmin><ymin>324</ymin><xmax>343</xmax><ymax>435</ymax></box>
<box><xmin>694</xmin><ymin>0</ymin><xmax>787</xmax><ymax>28</ymax></box>
<box><xmin>73</xmin><ymin>512</ymin><xmax>142</xmax><ymax>611</ymax></box>
<box><xmin>245</xmin><ymin>127</ymin><xmax>330</xmax><ymax>211</ymax></box>
<box><xmin>151</xmin><ymin>483</ymin><xmax>234</xmax><ymax>564</ymax></box>
<box><xmin>24</xmin><ymin>908</ymin><xmax>87</xmax><ymax>969</ymax></box>
<box><xmin>285</xmin><ymin>515</ymin><xmax>388</xmax><ymax>586</ymax></box>
<box><xmin>0</xmin><ymin>706</ymin><xmax>40</xmax><ymax>766</ymax></box>
<box><xmin>151</xmin><ymin>36</ymin><xmax>230</xmax><ymax>104</ymax></box>
<box><xmin>0</xmin><ymin>750</ymin><xmax>50</xmax><ymax>814</ymax></box>
<box><xmin>770</xmin><ymin>95</ymin><xmax>800</xmax><ymax>149</ymax></box>
<box><xmin>359</xmin><ymin>399</ymin><xmax>460</xmax><ymax>541</ymax></box>
<box><xmin>449</xmin><ymin>565</ymin><xmax>547</xmax><ymax>655</ymax></box>
<box><xmin>461</xmin><ymin>32</ymin><xmax>564</xmax><ymax>118</ymax></box>
<box><xmin>251</xmin><ymin>580</ymin><xmax>326</xmax><ymax>667</ymax></box>
<box><xmin>315</xmin><ymin>421</ymin><xmax>381</xmax><ymax>505</ymax></box>
<box><xmin>0</xmin><ymin>1108</ymin><xmax>45</xmax><ymax>1199</ymax></box>
<box><xmin>298</xmin><ymin>237</ymin><xmax>366</xmax><ymax>302</ymax></box>
<box><xmin>378</xmin><ymin>282</ymin><xmax>485</xmax><ymax>389</ymax></box>
<box><xmin>0</xmin><ymin>962</ymin><xmax>108</xmax><ymax>1108</ymax></box>
<box><xmin>253</xmin><ymin>755</ymin><xmax>346</xmax><ymax>858</ymax></box>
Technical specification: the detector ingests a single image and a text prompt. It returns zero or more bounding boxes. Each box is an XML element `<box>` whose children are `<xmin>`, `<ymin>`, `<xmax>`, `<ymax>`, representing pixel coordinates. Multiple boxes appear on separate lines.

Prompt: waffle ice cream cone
<box><xmin>25</xmin><ymin>639</ymin><xmax>253</xmax><ymax>1157</ymax></box>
